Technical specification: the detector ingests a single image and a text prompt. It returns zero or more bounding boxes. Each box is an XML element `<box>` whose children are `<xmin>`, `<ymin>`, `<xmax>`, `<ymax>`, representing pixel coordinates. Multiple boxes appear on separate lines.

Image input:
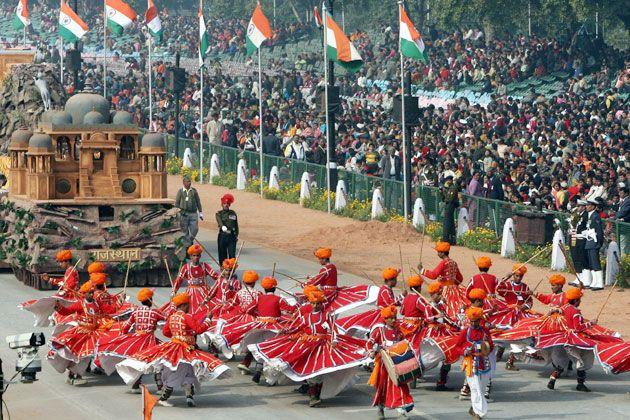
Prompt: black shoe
<box><xmin>547</xmin><ymin>379</ymin><xmax>556</xmax><ymax>390</ymax></box>
<box><xmin>186</xmin><ymin>397</ymin><xmax>196</xmax><ymax>407</ymax></box>
<box><xmin>590</xmin><ymin>287</ymin><xmax>604</xmax><ymax>291</ymax></box>
<box><xmin>576</xmin><ymin>383</ymin><xmax>591</xmax><ymax>392</ymax></box>
<box><xmin>252</xmin><ymin>372</ymin><xmax>261</xmax><ymax>384</ymax></box>
<box><xmin>434</xmin><ymin>384</ymin><xmax>451</xmax><ymax>391</ymax></box>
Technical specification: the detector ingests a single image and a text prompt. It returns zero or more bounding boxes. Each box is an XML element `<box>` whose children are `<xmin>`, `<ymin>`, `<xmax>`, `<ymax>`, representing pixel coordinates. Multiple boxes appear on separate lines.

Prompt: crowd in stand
<box><xmin>0</xmin><ymin>2</ymin><xmax>629</xmax><ymax>221</ymax></box>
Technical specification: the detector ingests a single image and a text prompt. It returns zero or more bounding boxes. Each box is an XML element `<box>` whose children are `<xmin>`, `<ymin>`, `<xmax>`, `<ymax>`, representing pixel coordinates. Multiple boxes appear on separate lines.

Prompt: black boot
<box><xmin>547</xmin><ymin>367</ymin><xmax>563</xmax><ymax>390</ymax></box>
<box><xmin>435</xmin><ymin>364</ymin><xmax>451</xmax><ymax>391</ymax></box>
<box><xmin>184</xmin><ymin>384</ymin><xmax>196</xmax><ymax>407</ymax></box>
<box><xmin>252</xmin><ymin>371</ymin><xmax>262</xmax><ymax>384</ymax></box>
<box><xmin>158</xmin><ymin>386</ymin><xmax>174</xmax><ymax>407</ymax></box>
<box><xmin>576</xmin><ymin>370</ymin><xmax>591</xmax><ymax>392</ymax></box>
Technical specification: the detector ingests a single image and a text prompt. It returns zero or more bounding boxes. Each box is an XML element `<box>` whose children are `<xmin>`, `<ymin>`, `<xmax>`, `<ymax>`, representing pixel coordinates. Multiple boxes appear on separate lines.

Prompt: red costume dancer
<box><xmin>534</xmin><ymin>274</ymin><xmax>569</xmax><ymax>307</ymax></box>
<box><xmin>418</xmin><ymin>241</ymin><xmax>465</xmax><ymax>319</ymax></box>
<box><xmin>337</xmin><ymin>267</ymin><xmax>405</xmax><ymax>336</ymax></box>
<box><xmin>116</xmin><ymin>293</ymin><xmax>230</xmax><ymax>408</ymax></box>
<box><xmin>596</xmin><ymin>341</ymin><xmax>630</xmax><ymax>374</ymax></box>
<box><xmin>367</xmin><ymin>306</ymin><xmax>414</xmax><ymax>419</ymax></box>
<box><xmin>417</xmin><ymin>282</ymin><xmax>459</xmax><ymax>391</ymax></box>
<box><xmin>47</xmin><ymin>281</ymin><xmax>117</xmax><ymax>386</ymax></box>
<box><xmin>307</xmin><ymin>248</ymin><xmax>378</xmax><ymax>315</ymax></box>
<box><xmin>399</xmin><ymin>275</ymin><xmax>426</xmax><ymax>356</ymax></box>
<box><xmin>249</xmin><ymin>290</ymin><xmax>369</xmax><ymax>407</ymax></box>
<box><xmin>19</xmin><ymin>250</ymin><xmax>79</xmax><ymax>328</ymax></box>
<box><xmin>465</xmin><ymin>257</ymin><xmax>497</xmax><ymax>297</ymax></box>
<box><xmin>97</xmin><ymin>288</ymin><xmax>166</xmax><ymax>391</ymax></box>
<box><xmin>206</xmin><ymin>257</ymin><xmax>242</xmax><ymax>318</ymax></box>
<box><xmin>208</xmin><ymin>277</ymin><xmax>294</xmax><ymax>366</ymax></box>
<box><xmin>457</xmin><ymin>307</ymin><xmax>494</xmax><ymax>419</ymax></box>
<box><xmin>217</xmin><ymin>270</ymin><xmax>262</xmax><ymax>324</ymax></box>
<box><xmin>543</xmin><ymin>288</ymin><xmax>620</xmax><ymax>392</ymax></box>
<box><xmin>163</xmin><ymin>244</ymin><xmax>219</xmax><ymax>316</ymax></box>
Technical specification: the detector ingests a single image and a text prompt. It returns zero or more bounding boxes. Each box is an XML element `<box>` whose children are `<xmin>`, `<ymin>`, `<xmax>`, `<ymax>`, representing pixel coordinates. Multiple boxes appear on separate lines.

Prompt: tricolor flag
<box><xmin>13</xmin><ymin>0</ymin><xmax>30</xmax><ymax>31</ymax></box>
<box><xmin>324</xmin><ymin>10</ymin><xmax>362</xmax><ymax>73</ymax></box>
<box><xmin>313</xmin><ymin>6</ymin><xmax>322</xmax><ymax>28</ymax></box>
<box><xmin>105</xmin><ymin>0</ymin><xmax>137</xmax><ymax>36</ymax></box>
<box><xmin>59</xmin><ymin>1</ymin><xmax>88</xmax><ymax>43</ymax></box>
<box><xmin>399</xmin><ymin>3</ymin><xmax>428</xmax><ymax>63</ymax></box>
<box><xmin>198</xmin><ymin>6</ymin><xmax>209</xmax><ymax>68</ymax></box>
<box><xmin>245</xmin><ymin>1</ymin><xmax>272</xmax><ymax>56</ymax></box>
<box><xmin>145</xmin><ymin>0</ymin><xmax>162</xmax><ymax>42</ymax></box>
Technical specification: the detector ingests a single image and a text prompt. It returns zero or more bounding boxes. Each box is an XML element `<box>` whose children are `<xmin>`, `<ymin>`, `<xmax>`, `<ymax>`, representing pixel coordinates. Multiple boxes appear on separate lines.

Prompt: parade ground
<box><xmin>1</xmin><ymin>227</ymin><xmax>629</xmax><ymax>420</ymax></box>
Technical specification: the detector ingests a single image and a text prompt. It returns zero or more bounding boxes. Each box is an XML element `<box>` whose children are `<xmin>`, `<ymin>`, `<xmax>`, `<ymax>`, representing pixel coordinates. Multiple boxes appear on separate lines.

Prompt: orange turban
<box><xmin>565</xmin><ymin>287</ymin><xmax>583</xmax><ymax>301</ymax></box>
<box><xmin>89</xmin><ymin>272</ymin><xmax>107</xmax><ymax>286</ymax></box>
<box><xmin>406</xmin><ymin>275</ymin><xmax>423</xmax><ymax>288</ymax></box>
<box><xmin>137</xmin><ymin>288</ymin><xmax>154</xmax><ymax>302</ymax></box>
<box><xmin>512</xmin><ymin>264</ymin><xmax>527</xmax><ymax>276</ymax></box>
<box><xmin>172</xmin><ymin>293</ymin><xmax>190</xmax><ymax>307</ymax></box>
<box><xmin>187</xmin><ymin>244</ymin><xmax>202</xmax><ymax>256</ymax></box>
<box><xmin>476</xmin><ymin>256</ymin><xmax>492</xmax><ymax>269</ymax></box>
<box><xmin>87</xmin><ymin>261</ymin><xmax>106</xmax><ymax>274</ymax></box>
<box><xmin>435</xmin><ymin>241</ymin><xmax>451</xmax><ymax>253</ymax></box>
<box><xmin>468</xmin><ymin>288</ymin><xmax>487</xmax><ymax>301</ymax></box>
<box><xmin>222</xmin><ymin>258</ymin><xmax>238</xmax><ymax>271</ymax></box>
<box><xmin>79</xmin><ymin>281</ymin><xmax>95</xmax><ymax>294</ymax></box>
<box><xmin>307</xmin><ymin>290</ymin><xmax>325</xmax><ymax>303</ymax></box>
<box><xmin>314</xmin><ymin>248</ymin><xmax>332</xmax><ymax>259</ymax></box>
<box><xmin>549</xmin><ymin>274</ymin><xmax>566</xmax><ymax>285</ymax></box>
<box><xmin>221</xmin><ymin>194</ymin><xmax>235</xmax><ymax>205</ymax></box>
<box><xmin>382</xmin><ymin>267</ymin><xmax>399</xmax><ymax>281</ymax></box>
<box><xmin>427</xmin><ymin>282</ymin><xmax>442</xmax><ymax>294</ymax></box>
<box><xmin>242</xmin><ymin>270</ymin><xmax>259</xmax><ymax>284</ymax></box>
<box><xmin>55</xmin><ymin>250</ymin><xmax>73</xmax><ymax>262</ymax></box>
<box><xmin>261</xmin><ymin>277</ymin><xmax>277</xmax><ymax>290</ymax></box>
<box><xmin>303</xmin><ymin>284</ymin><xmax>320</xmax><ymax>297</ymax></box>
<box><xmin>380</xmin><ymin>305</ymin><xmax>398</xmax><ymax>319</ymax></box>
<box><xmin>466</xmin><ymin>307</ymin><xmax>484</xmax><ymax>321</ymax></box>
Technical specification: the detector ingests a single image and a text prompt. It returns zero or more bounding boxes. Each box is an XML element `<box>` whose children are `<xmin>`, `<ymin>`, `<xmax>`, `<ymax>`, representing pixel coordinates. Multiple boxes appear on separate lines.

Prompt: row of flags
<box><xmin>12</xmin><ymin>0</ymin><xmax>427</xmax><ymax>71</ymax></box>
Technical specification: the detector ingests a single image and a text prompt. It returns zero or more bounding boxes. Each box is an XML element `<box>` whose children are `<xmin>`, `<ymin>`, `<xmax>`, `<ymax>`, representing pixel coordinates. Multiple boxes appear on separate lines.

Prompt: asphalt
<box><xmin>0</xmin><ymin>229</ymin><xmax>629</xmax><ymax>420</ymax></box>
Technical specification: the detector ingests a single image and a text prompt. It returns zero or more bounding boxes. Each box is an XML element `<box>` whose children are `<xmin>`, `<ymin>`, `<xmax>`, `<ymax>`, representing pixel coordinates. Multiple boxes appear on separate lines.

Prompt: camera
<box><xmin>5</xmin><ymin>333</ymin><xmax>45</xmax><ymax>383</ymax></box>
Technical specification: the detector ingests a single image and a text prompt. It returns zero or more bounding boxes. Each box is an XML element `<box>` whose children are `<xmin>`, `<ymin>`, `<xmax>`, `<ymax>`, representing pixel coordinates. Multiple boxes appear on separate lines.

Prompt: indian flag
<box><xmin>324</xmin><ymin>10</ymin><xmax>362</xmax><ymax>73</ymax></box>
<box><xmin>245</xmin><ymin>1</ymin><xmax>272</xmax><ymax>56</ymax></box>
<box><xmin>198</xmin><ymin>7</ymin><xmax>209</xmax><ymax>67</ymax></box>
<box><xmin>12</xmin><ymin>0</ymin><xmax>30</xmax><ymax>31</ymax></box>
<box><xmin>145</xmin><ymin>0</ymin><xmax>162</xmax><ymax>42</ymax></box>
<box><xmin>105</xmin><ymin>0</ymin><xmax>137</xmax><ymax>36</ymax></box>
<box><xmin>59</xmin><ymin>1</ymin><xmax>88</xmax><ymax>43</ymax></box>
<box><xmin>399</xmin><ymin>3</ymin><xmax>428</xmax><ymax>63</ymax></box>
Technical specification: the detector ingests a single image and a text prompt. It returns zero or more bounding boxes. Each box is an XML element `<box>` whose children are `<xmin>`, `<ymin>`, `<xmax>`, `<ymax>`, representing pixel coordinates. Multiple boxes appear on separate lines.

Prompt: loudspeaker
<box><xmin>315</xmin><ymin>85</ymin><xmax>340</xmax><ymax>114</ymax></box>
<box><xmin>393</xmin><ymin>94</ymin><xmax>420</xmax><ymax>125</ymax></box>
<box><xmin>65</xmin><ymin>49</ymin><xmax>82</xmax><ymax>72</ymax></box>
<box><xmin>167</xmin><ymin>67</ymin><xmax>187</xmax><ymax>93</ymax></box>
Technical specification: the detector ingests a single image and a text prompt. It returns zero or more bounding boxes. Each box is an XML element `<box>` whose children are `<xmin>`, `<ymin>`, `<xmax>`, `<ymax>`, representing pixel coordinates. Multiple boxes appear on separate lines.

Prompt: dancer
<box><xmin>116</xmin><ymin>293</ymin><xmax>230</xmax><ymax>407</ymax></box>
<box><xmin>534</xmin><ymin>274</ymin><xmax>569</xmax><ymax>307</ymax></box>
<box><xmin>466</xmin><ymin>257</ymin><xmax>497</xmax><ymax>297</ymax></box>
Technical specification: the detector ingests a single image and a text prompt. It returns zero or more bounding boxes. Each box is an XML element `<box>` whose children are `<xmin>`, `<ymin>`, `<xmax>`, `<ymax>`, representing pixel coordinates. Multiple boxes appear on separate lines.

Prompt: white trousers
<box><xmin>161</xmin><ymin>364</ymin><xmax>200</xmax><ymax>389</ymax></box>
<box><xmin>467</xmin><ymin>372</ymin><xmax>490</xmax><ymax>417</ymax></box>
<box><xmin>565</xmin><ymin>347</ymin><xmax>594</xmax><ymax>371</ymax></box>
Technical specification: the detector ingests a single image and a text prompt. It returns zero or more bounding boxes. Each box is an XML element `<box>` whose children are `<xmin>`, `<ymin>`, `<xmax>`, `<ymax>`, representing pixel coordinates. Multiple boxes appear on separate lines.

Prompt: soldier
<box><xmin>569</xmin><ymin>199</ymin><xmax>588</xmax><ymax>287</ymax></box>
<box><xmin>216</xmin><ymin>193</ymin><xmax>238</xmax><ymax>265</ymax></box>
<box><xmin>174</xmin><ymin>175</ymin><xmax>203</xmax><ymax>249</ymax></box>
<box><xmin>440</xmin><ymin>175</ymin><xmax>460</xmax><ymax>245</ymax></box>
<box><xmin>582</xmin><ymin>199</ymin><xmax>605</xmax><ymax>290</ymax></box>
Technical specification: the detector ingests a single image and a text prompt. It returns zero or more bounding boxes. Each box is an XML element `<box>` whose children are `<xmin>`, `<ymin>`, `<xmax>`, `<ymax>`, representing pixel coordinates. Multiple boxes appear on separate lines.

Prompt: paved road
<box><xmin>1</xmin><ymin>229</ymin><xmax>629</xmax><ymax>420</ymax></box>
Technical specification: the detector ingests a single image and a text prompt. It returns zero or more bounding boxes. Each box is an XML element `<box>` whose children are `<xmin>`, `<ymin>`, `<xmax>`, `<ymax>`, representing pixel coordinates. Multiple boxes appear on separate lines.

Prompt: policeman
<box><xmin>440</xmin><ymin>175</ymin><xmax>460</xmax><ymax>245</ymax></box>
<box><xmin>216</xmin><ymin>193</ymin><xmax>239</xmax><ymax>264</ymax></box>
<box><xmin>174</xmin><ymin>175</ymin><xmax>203</xmax><ymax>249</ymax></box>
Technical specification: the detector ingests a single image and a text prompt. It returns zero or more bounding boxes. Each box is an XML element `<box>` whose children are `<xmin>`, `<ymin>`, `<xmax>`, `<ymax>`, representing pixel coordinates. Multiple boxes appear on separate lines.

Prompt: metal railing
<box><xmin>166</xmin><ymin>135</ymin><xmax>629</xmax><ymax>255</ymax></box>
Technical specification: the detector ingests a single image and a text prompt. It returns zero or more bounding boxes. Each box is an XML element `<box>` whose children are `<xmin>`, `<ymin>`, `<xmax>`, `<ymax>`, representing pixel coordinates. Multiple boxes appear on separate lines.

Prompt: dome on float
<box><xmin>83</xmin><ymin>110</ymin><xmax>106</xmax><ymax>125</ymax></box>
<box><xmin>65</xmin><ymin>92</ymin><xmax>110</xmax><ymax>125</ymax></box>
<box><xmin>112</xmin><ymin>111</ymin><xmax>134</xmax><ymax>125</ymax></box>
<box><xmin>141</xmin><ymin>132</ymin><xmax>166</xmax><ymax>149</ymax></box>
<box><xmin>28</xmin><ymin>132</ymin><xmax>52</xmax><ymax>150</ymax></box>
<box><xmin>9</xmin><ymin>128</ymin><xmax>32</xmax><ymax>148</ymax></box>
<box><xmin>51</xmin><ymin>111</ymin><xmax>72</xmax><ymax>125</ymax></box>
<box><xmin>40</xmin><ymin>110</ymin><xmax>57</xmax><ymax>123</ymax></box>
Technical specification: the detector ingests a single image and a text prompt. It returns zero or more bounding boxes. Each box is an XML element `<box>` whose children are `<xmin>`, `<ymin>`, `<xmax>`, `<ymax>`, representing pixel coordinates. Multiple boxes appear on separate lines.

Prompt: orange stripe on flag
<box><xmin>252</xmin><ymin>2</ymin><xmax>273</xmax><ymax>39</ymax></box>
<box><xmin>61</xmin><ymin>0</ymin><xmax>88</xmax><ymax>31</ymax></box>
<box><xmin>400</xmin><ymin>4</ymin><xmax>421</xmax><ymax>40</ymax></box>
<box><xmin>105</xmin><ymin>0</ymin><xmax>137</xmax><ymax>20</ymax></box>
<box><xmin>326</xmin><ymin>14</ymin><xmax>351</xmax><ymax>62</ymax></box>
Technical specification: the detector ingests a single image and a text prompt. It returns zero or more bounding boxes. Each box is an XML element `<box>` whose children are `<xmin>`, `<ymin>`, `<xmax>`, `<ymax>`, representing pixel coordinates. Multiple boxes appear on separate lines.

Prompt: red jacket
<box><xmin>422</xmin><ymin>258</ymin><xmax>463</xmax><ymax>284</ymax></box>
<box><xmin>401</xmin><ymin>293</ymin><xmax>426</xmax><ymax>318</ymax></box>
<box><xmin>377</xmin><ymin>285</ymin><xmax>402</xmax><ymax>307</ymax></box>
<box><xmin>466</xmin><ymin>273</ymin><xmax>497</xmax><ymax>295</ymax></box>
<box><xmin>496</xmin><ymin>281</ymin><xmax>533</xmax><ymax>308</ymax></box>
<box><xmin>561</xmin><ymin>304</ymin><xmax>592</xmax><ymax>332</ymax></box>
<box><xmin>254</xmin><ymin>293</ymin><xmax>296</xmax><ymax>317</ymax></box>
<box><xmin>308</xmin><ymin>263</ymin><xmax>338</xmax><ymax>287</ymax></box>
<box><xmin>535</xmin><ymin>292</ymin><xmax>567</xmax><ymax>308</ymax></box>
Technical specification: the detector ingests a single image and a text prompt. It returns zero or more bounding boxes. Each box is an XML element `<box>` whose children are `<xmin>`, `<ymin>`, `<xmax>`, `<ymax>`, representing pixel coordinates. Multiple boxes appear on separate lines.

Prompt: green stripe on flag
<box><xmin>246</xmin><ymin>37</ymin><xmax>257</xmax><ymax>57</ymax></box>
<box><xmin>12</xmin><ymin>15</ymin><xmax>25</xmax><ymax>31</ymax></box>
<box><xmin>58</xmin><ymin>26</ymin><xmax>79</xmax><ymax>43</ymax></box>
<box><xmin>400</xmin><ymin>38</ymin><xmax>428</xmax><ymax>63</ymax></box>
<box><xmin>107</xmin><ymin>19</ymin><xmax>124</xmax><ymax>36</ymax></box>
<box><xmin>327</xmin><ymin>45</ymin><xmax>363</xmax><ymax>73</ymax></box>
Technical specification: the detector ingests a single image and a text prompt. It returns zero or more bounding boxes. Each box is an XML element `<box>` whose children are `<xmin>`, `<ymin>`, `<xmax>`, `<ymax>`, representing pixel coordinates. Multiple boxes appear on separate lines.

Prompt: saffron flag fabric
<box><xmin>145</xmin><ymin>0</ymin><xmax>162</xmax><ymax>42</ymax></box>
<box><xmin>245</xmin><ymin>1</ymin><xmax>273</xmax><ymax>56</ymax></box>
<box><xmin>105</xmin><ymin>0</ymin><xmax>137</xmax><ymax>36</ymax></box>
<box><xmin>13</xmin><ymin>0</ymin><xmax>30</xmax><ymax>31</ymax></box>
<box><xmin>399</xmin><ymin>3</ymin><xmax>428</xmax><ymax>63</ymax></box>
<box><xmin>324</xmin><ymin>10</ymin><xmax>362</xmax><ymax>72</ymax></box>
<box><xmin>58</xmin><ymin>1</ymin><xmax>88</xmax><ymax>43</ymax></box>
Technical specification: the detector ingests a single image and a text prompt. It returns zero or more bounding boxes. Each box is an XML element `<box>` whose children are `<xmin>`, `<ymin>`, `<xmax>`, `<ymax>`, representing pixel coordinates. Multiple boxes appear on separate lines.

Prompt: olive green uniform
<box><xmin>175</xmin><ymin>187</ymin><xmax>202</xmax><ymax>248</ymax></box>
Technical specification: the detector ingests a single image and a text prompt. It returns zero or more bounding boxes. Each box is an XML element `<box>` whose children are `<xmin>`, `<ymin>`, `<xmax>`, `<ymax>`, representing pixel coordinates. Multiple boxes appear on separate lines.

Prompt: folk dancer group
<box><xmin>19</xmin><ymin>239</ymin><xmax>630</xmax><ymax>418</ymax></box>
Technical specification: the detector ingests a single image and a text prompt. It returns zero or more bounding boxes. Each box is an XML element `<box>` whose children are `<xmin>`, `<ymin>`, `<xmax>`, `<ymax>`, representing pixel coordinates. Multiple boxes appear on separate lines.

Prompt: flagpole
<box><xmin>399</xmin><ymin>1</ymin><xmax>409</xmax><ymax>220</ymax></box>
<box><xmin>258</xmin><ymin>46</ymin><xmax>264</xmax><ymax>198</ymax></box>
<box><xmin>148</xmin><ymin>30</ymin><xmax>153</xmax><ymax>127</ymax></box>
<box><xmin>198</xmin><ymin>0</ymin><xmax>204</xmax><ymax>184</ymax></box>
<box><xmin>23</xmin><ymin>25</ymin><xmax>26</xmax><ymax>47</ymax></box>
<box><xmin>322</xmin><ymin>3</ymin><xmax>331</xmax><ymax>214</ymax></box>
<box><xmin>103</xmin><ymin>0</ymin><xmax>107</xmax><ymax>97</ymax></box>
<box><xmin>60</xmin><ymin>37</ymin><xmax>64</xmax><ymax>85</ymax></box>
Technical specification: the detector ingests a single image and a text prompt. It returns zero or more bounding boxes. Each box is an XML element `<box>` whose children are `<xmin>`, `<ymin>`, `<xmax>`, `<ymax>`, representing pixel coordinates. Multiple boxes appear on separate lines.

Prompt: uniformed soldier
<box><xmin>440</xmin><ymin>175</ymin><xmax>460</xmax><ymax>245</ymax></box>
<box><xmin>569</xmin><ymin>199</ymin><xmax>588</xmax><ymax>286</ymax></box>
<box><xmin>216</xmin><ymin>193</ymin><xmax>238</xmax><ymax>264</ymax></box>
<box><xmin>174</xmin><ymin>176</ymin><xmax>203</xmax><ymax>249</ymax></box>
